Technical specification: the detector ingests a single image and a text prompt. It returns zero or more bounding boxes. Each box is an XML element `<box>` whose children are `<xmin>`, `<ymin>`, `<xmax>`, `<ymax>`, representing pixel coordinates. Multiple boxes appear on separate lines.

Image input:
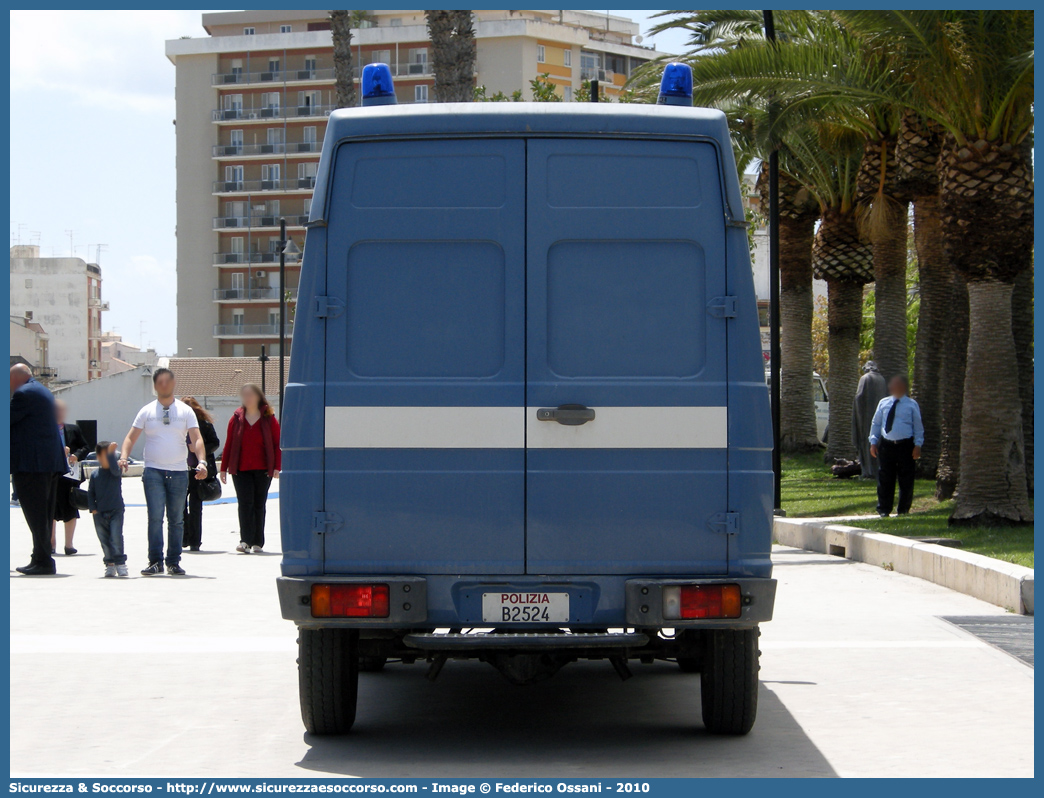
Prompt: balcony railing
<box><xmin>212</xmin><ymin>104</ymin><xmax>335</xmax><ymax>122</ymax></box>
<box><xmin>212</xmin><ymin>141</ymin><xmax>320</xmax><ymax>157</ymax></box>
<box><xmin>213</xmin><ymin>252</ymin><xmax>303</xmax><ymax>265</ymax></box>
<box><xmin>213</xmin><ymin>323</ymin><xmax>294</xmax><ymax>337</ymax></box>
<box><xmin>213</xmin><ymin>214</ymin><xmax>310</xmax><ymax>230</ymax></box>
<box><xmin>212</xmin><ymin>177</ymin><xmax>317</xmax><ymax>193</ymax></box>
<box><xmin>213</xmin><ymin>287</ymin><xmax>298</xmax><ymax>301</ymax></box>
<box><xmin>212</xmin><ymin>68</ymin><xmax>336</xmax><ymax>86</ymax></box>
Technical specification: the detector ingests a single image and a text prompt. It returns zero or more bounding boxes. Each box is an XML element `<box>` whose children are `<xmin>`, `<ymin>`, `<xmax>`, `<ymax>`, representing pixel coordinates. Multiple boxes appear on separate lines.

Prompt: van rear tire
<box><xmin>299</xmin><ymin>628</ymin><xmax>359</xmax><ymax>735</ymax></box>
<box><xmin>699</xmin><ymin>627</ymin><xmax>759</xmax><ymax>735</ymax></box>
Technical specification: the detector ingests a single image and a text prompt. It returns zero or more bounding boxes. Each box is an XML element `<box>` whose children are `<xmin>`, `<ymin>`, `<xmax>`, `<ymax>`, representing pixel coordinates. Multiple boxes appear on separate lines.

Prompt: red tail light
<box><xmin>662</xmin><ymin>584</ymin><xmax>742</xmax><ymax>620</ymax></box>
<box><xmin>311</xmin><ymin>584</ymin><xmax>390</xmax><ymax>618</ymax></box>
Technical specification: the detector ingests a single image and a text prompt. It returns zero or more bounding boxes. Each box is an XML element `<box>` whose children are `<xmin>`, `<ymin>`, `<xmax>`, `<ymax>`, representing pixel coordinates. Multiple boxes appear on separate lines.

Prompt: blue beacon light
<box><xmin>361</xmin><ymin>63</ymin><xmax>397</xmax><ymax>107</ymax></box>
<box><xmin>657</xmin><ymin>62</ymin><xmax>693</xmax><ymax>107</ymax></box>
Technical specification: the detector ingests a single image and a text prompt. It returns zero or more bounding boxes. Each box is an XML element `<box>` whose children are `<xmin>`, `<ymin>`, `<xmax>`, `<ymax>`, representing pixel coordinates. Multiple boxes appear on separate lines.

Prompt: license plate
<box><xmin>482</xmin><ymin>592</ymin><xmax>569</xmax><ymax>623</ymax></box>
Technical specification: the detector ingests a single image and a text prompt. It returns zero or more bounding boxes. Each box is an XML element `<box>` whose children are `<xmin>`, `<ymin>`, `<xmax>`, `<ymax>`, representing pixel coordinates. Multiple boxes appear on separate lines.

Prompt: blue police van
<box><xmin>277</xmin><ymin>64</ymin><xmax>776</xmax><ymax>737</ymax></box>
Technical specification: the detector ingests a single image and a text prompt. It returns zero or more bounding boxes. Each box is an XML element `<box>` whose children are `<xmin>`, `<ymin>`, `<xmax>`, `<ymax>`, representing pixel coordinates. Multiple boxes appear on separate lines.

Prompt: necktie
<box><xmin>884</xmin><ymin>398</ymin><xmax>899</xmax><ymax>435</ymax></box>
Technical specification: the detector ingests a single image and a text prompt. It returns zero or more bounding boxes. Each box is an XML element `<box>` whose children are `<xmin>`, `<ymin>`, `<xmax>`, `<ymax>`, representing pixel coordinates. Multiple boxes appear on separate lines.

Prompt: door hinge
<box><xmin>314</xmin><ymin>295</ymin><xmax>344</xmax><ymax>319</ymax></box>
<box><xmin>709</xmin><ymin>511</ymin><xmax>740</xmax><ymax>535</ymax></box>
<box><xmin>707</xmin><ymin>296</ymin><xmax>738</xmax><ymax>318</ymax></box>
<box><xmin>313</xmin><ymin>511</ymin><xmax>343</xmax><ymax>535</ymax></box>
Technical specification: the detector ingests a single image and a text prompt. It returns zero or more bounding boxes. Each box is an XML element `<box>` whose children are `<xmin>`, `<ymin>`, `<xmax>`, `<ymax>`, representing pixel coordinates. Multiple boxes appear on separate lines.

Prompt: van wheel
<box><xmin>359</xmin><ymin>655</ymin><xmax>387</xmax><ymax>672</ymax></box>
<box><xmin>298</xmin><ymin>629</ymin><xmax>359</xmax><ymax>735</ymax></box>
<box><xmin>699</xmin><ymin>627</ymin><xmax>760</xmax><ymax>735</ymax></box>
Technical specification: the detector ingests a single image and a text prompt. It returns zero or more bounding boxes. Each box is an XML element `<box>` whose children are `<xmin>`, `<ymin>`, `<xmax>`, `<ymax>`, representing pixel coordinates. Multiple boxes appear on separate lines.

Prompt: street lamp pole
<box><xmin>258</xmin><ymin>344</ymin><xmax>269</xmax><ymax>396</ymax></box>
<box><xmin>763</xmin><ymin>10</ymin><xmax>783</xmax><ymax>512</ymax></box>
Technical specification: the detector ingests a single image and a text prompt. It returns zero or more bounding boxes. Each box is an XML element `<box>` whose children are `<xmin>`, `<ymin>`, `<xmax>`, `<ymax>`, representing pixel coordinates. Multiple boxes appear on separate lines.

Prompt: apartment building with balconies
<box><xmin>9</xmin><ymin>245</ymin><xmax>107</xmax><ymax>383</ymax></box>
<box><xmin>166</xmin><ymin>10</ymin><xmax>663</xmax><ymax>357</ymax></box>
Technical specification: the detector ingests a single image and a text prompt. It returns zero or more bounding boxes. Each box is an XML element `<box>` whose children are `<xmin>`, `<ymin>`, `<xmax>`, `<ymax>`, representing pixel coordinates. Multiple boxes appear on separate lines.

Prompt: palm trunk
<box><xmin>950</xmin><ymin>280</ymin><xmax>1032</xmax><ymax>525</ymax></box>
<box><xmin>911</xmin><ymin>196</ymin><xmax>948</xmax><ymax>478</ymax></box>
<box><xmin>779</xmin><ymin>214</ymin><xmax>821</xmax><ymax>452</ymax></box>
<box><xmin>871</xmin><ymin>200</ymin><xmax>910</xmax><ymax>381</ymax></box>
<box><xmin>825</xmin><ymin>280</ymin><xmax>864</xmax><ymax>462</ymax></box>
<box><xmin>934</xmin><ymin>272</ymin><xmax>968</xmax><ymax>500</ymax></box>
<box><xmin>426</xmin><ymin>11</ymin><xmax>476</xmax><ymax>102</ymax></box>
<box><xmin>330</xmin><ymin>11</ymin><xmax>356</xmax><ymax>109</ymax></box>
<box><xmin>1011</xmin><ymin>265</ymin><xmax>1033</xmax><ymax>492</ymax></box>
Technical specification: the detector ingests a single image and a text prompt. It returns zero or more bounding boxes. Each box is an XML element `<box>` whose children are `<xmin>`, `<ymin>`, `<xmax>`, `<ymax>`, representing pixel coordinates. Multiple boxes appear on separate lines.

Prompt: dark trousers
<box><xmin>12</xmin><ymin>472</ymin><xmax>59</xmax><ymax>566</ymax></box>
<box><xmin>183</xmin><ymin>474</ymin><xmax>204</xmax><ymax>549</ymax></box>
<box><xmin>877</xmin><ymin>437</ymin><xmax>916</xmax><ymax>515</ymax></box>
<box><xmin>232</xmin><ymin>470</ymin><xmax>272</xmax><ymax>548</ymax></box>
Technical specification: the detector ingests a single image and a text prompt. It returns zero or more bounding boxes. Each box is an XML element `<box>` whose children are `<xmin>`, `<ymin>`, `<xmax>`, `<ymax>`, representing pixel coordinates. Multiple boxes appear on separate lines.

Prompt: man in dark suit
<box><xmin>10</xmin><ymin>364</ymin><xmax>69</xmax><ymax>575</ymax></box>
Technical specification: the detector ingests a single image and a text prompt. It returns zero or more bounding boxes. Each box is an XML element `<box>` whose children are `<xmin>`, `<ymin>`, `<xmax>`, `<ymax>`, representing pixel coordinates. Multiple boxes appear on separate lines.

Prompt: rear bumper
<box><xmin>277</xmin><ymin>575</ymin><xmax>775</xmax><ymax>630</ymax></box>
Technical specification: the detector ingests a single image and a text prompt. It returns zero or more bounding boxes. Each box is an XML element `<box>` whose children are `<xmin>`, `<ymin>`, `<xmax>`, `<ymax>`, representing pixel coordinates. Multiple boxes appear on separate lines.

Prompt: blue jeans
<box><xmin>92</xmin><ymin>508</ymin><xmax>127</xmax><ymax>565</ymax></box>
<box><xmin>143</xmin><ymin>468</ymin><xmax>189</xmax><ymax>565</ymax></box>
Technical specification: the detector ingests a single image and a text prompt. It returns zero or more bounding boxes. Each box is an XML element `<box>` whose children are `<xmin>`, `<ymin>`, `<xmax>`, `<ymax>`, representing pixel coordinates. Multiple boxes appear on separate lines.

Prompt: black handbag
<box><xmin>197</xmin><ymin>474</ymin><xmax>223</xmax><ymax>502</ymax></box>
<box><xmin>70</xmin><ymin>487</ymin><xmax>90</xmax><ymax>511</ymax></box>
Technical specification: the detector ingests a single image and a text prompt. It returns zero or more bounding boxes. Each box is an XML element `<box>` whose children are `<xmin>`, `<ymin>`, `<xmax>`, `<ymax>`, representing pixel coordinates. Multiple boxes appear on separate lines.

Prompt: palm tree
<box><xmin>934</xmin><ymin>273</ymin><xmax>968</xmax><ymax>500</ymax></box>
<box><xmin>838</xmin><ymin>11</ymin><xmax>1033</xmax><ymax>525</ymax></box>
<box><xmin>638</xmin><ymin>10</ymin><xmax>825</xmax><ymax>453</ymax></box>
<box><xmin>425</xmin><ymin>11</ymin><xmax>476</xmax><ymax>102</ymax></box>
<box><xmin>330</xmin><ymin>11</ymin><xmax>356</xmax><ymax>108</ymax></box>
<box><xmin>894</xmin><ymin>112</ymin><xmax>948</xmax><ymax>478</ymax></box>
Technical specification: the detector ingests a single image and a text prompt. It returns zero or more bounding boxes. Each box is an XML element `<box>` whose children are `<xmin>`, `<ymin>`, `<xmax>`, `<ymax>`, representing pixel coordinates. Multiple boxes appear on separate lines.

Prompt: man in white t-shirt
<box><xmin>119</xmin><ymin>368</ymin><xmax>209</xmax><ymax>576</ymax></box>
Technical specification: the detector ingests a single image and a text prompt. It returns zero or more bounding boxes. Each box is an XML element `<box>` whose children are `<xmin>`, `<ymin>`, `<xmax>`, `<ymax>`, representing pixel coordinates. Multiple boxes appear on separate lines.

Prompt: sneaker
<box><xmin>104</xmin><ymin>565</ymin><xmax>117</xmax><ymax>578</ymax></box>
<box><xmin>167</xmin><ymin>563</ymin><xmax>187</xmax><ymax>576</ymax></box>
<box><xmin>140</xmin><ymin>562</ymin><xmax>163</xmax><ymax>576</ymax></box>
<box><xmin>251</xmin><ymin>545</ymin><xmax>263</xmax><ymax>554</ymax></box>
<box><xmin>236</xmin><ymin>542</ymin><xmax>249</xmax><ymax>553</ymax></box>
<box><xmin>116</xmin><ymin>564</ymin><xmax>129</xmax><ymax>578</ymax></box>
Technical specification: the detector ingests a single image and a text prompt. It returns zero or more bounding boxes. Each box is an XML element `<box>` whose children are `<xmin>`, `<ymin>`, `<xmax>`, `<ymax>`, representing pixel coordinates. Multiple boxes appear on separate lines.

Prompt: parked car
<box><xmin>765</xmin><ymin>371</ymin><xmax>829</xmax><ymax>444</ymax></box>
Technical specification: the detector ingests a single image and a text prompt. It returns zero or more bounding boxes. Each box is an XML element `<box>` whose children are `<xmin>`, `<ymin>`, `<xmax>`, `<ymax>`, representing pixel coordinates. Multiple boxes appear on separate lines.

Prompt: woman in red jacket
<box><xmin>220</xmin><ymin>383</ymin><xmax>281</xmax><ymax>554</ymax></box>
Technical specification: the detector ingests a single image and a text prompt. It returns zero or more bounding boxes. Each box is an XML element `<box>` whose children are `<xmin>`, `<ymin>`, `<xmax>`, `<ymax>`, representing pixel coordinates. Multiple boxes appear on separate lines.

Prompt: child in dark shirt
<box><xmin>88</xmin><ymin>442</ymin><xmax>127</xmax><ymax>577</ymax></box>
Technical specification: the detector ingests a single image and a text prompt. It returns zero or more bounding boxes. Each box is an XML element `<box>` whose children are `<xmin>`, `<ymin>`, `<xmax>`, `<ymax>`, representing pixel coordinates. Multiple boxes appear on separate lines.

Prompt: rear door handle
<box><xmin>536</xmin><ymin>404</ymin><xmax>596</xmax><ymax>426</ymax></box>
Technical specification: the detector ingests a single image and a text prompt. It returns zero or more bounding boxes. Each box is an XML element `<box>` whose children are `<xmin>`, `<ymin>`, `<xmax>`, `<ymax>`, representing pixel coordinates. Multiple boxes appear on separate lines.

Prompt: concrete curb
<box><xmin>773</xmin><ymin>517</ymin><xmax>1034</xmax><ymax>615</ymax></box>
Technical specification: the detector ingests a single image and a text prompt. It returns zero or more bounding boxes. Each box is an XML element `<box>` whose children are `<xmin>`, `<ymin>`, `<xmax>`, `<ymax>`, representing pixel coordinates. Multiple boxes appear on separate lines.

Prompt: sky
<box><xmin>8</xmin><ymin>10</ymin><xmax>689</xmax><ymax>356</ymax></box>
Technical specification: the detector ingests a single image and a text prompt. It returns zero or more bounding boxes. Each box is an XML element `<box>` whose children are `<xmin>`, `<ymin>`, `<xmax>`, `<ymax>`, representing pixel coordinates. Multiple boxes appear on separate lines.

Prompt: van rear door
<box><xmin>321</xmin><ymin>139</ymin><xmax>526</xmax><ymax>574</ymax></box>
<box><xmin>525</xmin><ymin>139</ymin><xmax>730</xmax><ymax>575</ymax></box>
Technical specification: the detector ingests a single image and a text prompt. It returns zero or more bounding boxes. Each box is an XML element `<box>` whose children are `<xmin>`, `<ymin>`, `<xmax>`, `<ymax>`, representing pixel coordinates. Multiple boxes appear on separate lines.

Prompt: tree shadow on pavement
<box><xmin>296</xmin><ymin>660</ymin><xmax>837</xmax><ymax>778</ymax></box>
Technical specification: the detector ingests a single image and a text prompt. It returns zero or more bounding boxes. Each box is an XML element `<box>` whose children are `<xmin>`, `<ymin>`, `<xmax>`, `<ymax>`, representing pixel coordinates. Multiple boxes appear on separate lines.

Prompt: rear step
<box><xmin>403</xmin><ymin>631</ymin><xmax>649</xmax><ymax>650</ymax></box>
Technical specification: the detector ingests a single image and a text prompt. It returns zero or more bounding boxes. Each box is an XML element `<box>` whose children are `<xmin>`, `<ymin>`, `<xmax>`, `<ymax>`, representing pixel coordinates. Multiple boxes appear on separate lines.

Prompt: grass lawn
<box><xmin>781</xmin><ymin>453</ymin><xmax>1034</xmax><ymax>568</ymax></box>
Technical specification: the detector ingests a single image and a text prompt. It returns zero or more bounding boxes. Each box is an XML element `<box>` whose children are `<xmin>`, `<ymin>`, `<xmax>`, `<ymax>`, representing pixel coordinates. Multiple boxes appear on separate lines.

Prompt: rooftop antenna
<box><xmin>14</xmin><ymin>222</ymin><xmax>26</xmax><ymax>246</ymax></box>
<box><xmin>65</xmin><ymin>229</ymin><xmax>74</xmax><ymax>256</ymax></box>
<box><xmin>94</xmin><ymin>244</ymin><xmax>108</xmax><ymax>265</ymax></box>
<box><xmin>30</xmin><ymin>231</ymin><xmax>40</xmax><ymax>247</ymax></box>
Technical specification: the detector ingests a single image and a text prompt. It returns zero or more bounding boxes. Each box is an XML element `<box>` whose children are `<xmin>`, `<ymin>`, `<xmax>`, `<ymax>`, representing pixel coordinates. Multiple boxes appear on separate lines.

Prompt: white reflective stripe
<box><xmin>323</xmin><ymin>406</ymin><xmax>728</xmax><ymax>449</ymax></box>
<box><xmin>324</xmin><ymin>406</ymin><xmax>525</xmax><ymax>448</ymax></box>
<box><xmin>526</xmin><ymin>406</ymin><xmax>727</xmax><ymax>449</ymax></box>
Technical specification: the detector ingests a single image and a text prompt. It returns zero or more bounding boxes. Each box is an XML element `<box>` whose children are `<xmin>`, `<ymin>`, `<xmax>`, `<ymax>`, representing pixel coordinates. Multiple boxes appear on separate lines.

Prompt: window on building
<box><xmin>304</xmin><ymin>56</ymin><xmax>317</xmax><ymax>73</ymax></box>
<box><xmin>408</xmin><ymin>48</ymin><xmax>428</xmax><ymax>74</ymax></box>
<box><xmin>415</xmin><ymin>85</ymin><xmax>428</xmax><ymax>103</ymax></box>
<box><xmin>267</xmin><ymin>127</ymin><xmax>284</xmax><ymax>145</ymax></box>
<box><xmin>262</xmin><ymin>91</ymin><xmax>280</xmax><ymax>110</ymax></box>
<box><xmin>563</xmin><ymin>86</ymin><xmax>573</xmax><ymax>101</ymax></box>
<box><xmin>233</xmin><ymin>344</ymin><xmax>246</xmax><ymax>357</ymax></box>
<box><xmin>563</xmin><ymin>49</ymin><xmax>572</xmax><ymax>67</ymax></box>
<box><xmin>299</xmin><ymin>90</ymin><xmax>320</xmax><ymax>109</ymax></box>
<box><xmin>280</xmin><ymin>25</ymin><xmax>292</xmax><ymax>33</ymax></box>
<box><xmin>261</xmin><ymin>163</ymin><xmax>281</xmax><ymax>186</ymax></box>
<box><xmin>231</xmin><ymin>58</ymin><xmax>243</xmax><ymax>77</ymax></box>
<box><xmin>223</xmin><ymin>94</ymin><xmax>243</xmax><ymax>117</ymax></box>
<box><xmin>390</xmin><ymin>18</ymin><xmax>402</xmax><ymax>27</ymax></box>
<box><xmin>243</xmin><ymin>27</ymin><xmax>254</xmax><ymax>35</ymax></box>
<box><xmin>307</xmin><ymin>21</ymin><xmax>331</xmax><ymax>31</ymax></box>
<box><xmin>230</xmin><ymin>129</ymin><xmax>244</xmax><ymax>149</ymax></box>
<box><xmin>303</xmin><ymin>126</ymin><xmax>317</xmax><ymax>144</ymax></box>
<box><xmin>303</xmin><ymin>197</ymin><xmax>312</xmax><ymax>216</ymax></box>
<box><xmin>266</xmin><ymin>199</ymin><xmax>281</xmax><ymax>216</ymax></box>
<box><xmin>232</xmin><ymin>308</ymin><xmax>245</xmax><ymax>327</ymax></box>
<box><xmin>230</xmin><ymin>237</ymin><xmax>244</xmax><ymax>254</ymax></box>
<box><xmin>371</xmin><ymin>49</ymin><xmax>391</xmax><ymax>65</ymax></box>
<box><xmin>268</xmin><ymin>310</ymin><xmax>280</xmax><ymax>326</ymax></box>
<box><xmin>231</xmin><ymin>272</ymin><xmax>244</xmax><ymax>291</ymax></box>
<box><xmin>225</xmin><ymin>165</ymin><xmax>244</xmax><ymax>188</ymax></box>
<box><xmin>537</xmin><ymin>44</ymin><xmax>546</xmax><ymax>63</ymax></box>
<box><xmin>605</xmin><ymin>53</ymin><xmax>626</xmax><ymax>75</ymax></box>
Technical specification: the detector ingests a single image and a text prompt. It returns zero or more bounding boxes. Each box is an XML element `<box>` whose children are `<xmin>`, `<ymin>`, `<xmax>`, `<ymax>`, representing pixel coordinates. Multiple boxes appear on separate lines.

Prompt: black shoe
<box><xmin>167</xmin><ymin>564</ymin><xmax>186</xmax><ymax>576</ymax></box>
<box><xmin>16</xmin><ymin>562</ymin><xmax>57</xmax><ymax>576</ymax></box>
<box><xmin>188</xmin><ymin>545</ymin><xmax>200</xmax><ymax>552</ymax></box>
<box><xmin>878</xmin><ymin>511</ymin><xmax>889</xmax><ymax>518</ymax></box>
<box><xmin>64</xmin><ymin>547</ymin><xmax>77</xmax><ymax>556</ymax></box>
<box><xmin>141</xmin><ymin>562</ymin><xmax>163</xmax><ymax>576</ymax></box>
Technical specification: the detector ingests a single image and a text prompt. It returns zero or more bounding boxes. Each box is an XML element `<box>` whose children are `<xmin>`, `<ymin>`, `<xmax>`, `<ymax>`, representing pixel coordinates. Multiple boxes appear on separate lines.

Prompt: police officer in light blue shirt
<box><xmin>869</xmin><ymin>375</ymin><xmax>924</xmax><ymax>517</ymax></box>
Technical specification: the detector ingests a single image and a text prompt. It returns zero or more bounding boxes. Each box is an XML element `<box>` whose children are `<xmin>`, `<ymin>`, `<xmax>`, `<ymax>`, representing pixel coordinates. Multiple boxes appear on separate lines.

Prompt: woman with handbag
<box><xmin>220</xmin><ymin>383</ymin><xmax>281</xmax><ymax>554</ymax></box>
<box><xmin>181</xmin><ymin>396</ymin><xmax>221</xmax><ymax>552</ymax></box>
<box><xmin>53</xmin><ymin>399</ymin><xmax>90</xmax><ymax>555</ymax></box>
